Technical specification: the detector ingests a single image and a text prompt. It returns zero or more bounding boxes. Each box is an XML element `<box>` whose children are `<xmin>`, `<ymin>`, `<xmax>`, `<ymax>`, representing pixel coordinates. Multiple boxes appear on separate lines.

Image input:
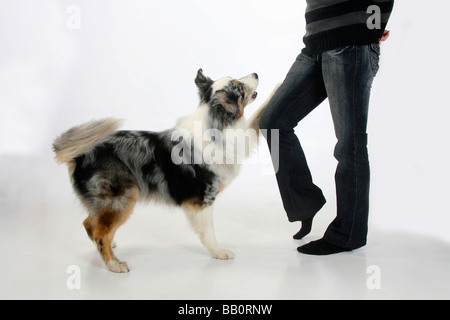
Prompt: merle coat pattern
<box><xmin>53</xmin><ymin>69</ymin><xmax>279</xmax><ymax>273</ymax></box>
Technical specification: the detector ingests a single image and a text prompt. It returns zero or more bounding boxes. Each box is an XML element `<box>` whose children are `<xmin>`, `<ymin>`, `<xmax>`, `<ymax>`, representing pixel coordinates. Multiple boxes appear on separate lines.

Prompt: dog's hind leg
<box><xmin>83</xmin><ymin>217</ymin><xmax>94</xmax><ymax>242</ymax></box>
<box><xmin>84</xmin><ymin>217</ymin><xmax>117</xmax><ymax>248</ymax></box>
<box><xmin>85</xmin><ymin>190</ymin><xmax>139</xmax><ymax>273</ymax></box>
<box><xmin>183</xmin><ymin>204</ymin><xmax>235</xmax><ymax>260</ymax></box>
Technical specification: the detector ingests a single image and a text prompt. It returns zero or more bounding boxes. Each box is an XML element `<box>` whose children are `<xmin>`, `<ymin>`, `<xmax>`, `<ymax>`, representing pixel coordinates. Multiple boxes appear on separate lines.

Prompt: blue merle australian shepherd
<box><xmin>53</xmin><ymin>69</ymin><xmax>279</xmax><ymax>273</ymax></box>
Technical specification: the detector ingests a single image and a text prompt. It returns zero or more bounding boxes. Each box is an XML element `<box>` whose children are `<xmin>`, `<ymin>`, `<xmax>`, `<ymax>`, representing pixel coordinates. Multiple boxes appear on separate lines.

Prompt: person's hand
<box><xmin>380</xmin><ymin>30</ymin><xmax>390</xmax><ymax>42</ymax></box>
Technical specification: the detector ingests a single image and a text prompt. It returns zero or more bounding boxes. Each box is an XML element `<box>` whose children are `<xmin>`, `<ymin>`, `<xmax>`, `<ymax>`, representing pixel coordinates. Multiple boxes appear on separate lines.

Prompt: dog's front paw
<box><xmin>212</xmin><ymin>248</ymin><xmax>235</xmax><ymax>260</ymax></box>
<box><xmin>272</xmin><ymin>82</ymin><xmax>283</xmax><ymax>95</ymax></box>
<box><xmin>106</xmin><ymin>259</ymin><xmax>130</xmax><ymax>273</ymax></box>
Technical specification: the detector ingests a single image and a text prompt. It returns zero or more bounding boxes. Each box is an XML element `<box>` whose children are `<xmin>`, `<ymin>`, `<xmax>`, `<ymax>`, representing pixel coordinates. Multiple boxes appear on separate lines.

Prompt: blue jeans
<box><xmin>260</xmin><ymin>44</ymin><xmax>380</xmax><ymax>249</ymax></box>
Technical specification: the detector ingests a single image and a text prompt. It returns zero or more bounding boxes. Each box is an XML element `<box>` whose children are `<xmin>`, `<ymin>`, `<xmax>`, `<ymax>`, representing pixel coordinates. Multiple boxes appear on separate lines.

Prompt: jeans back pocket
<box><xmin>369</xmin><ymin>44</ymin><xmax>381</xmax><ymax>76</ymax></box>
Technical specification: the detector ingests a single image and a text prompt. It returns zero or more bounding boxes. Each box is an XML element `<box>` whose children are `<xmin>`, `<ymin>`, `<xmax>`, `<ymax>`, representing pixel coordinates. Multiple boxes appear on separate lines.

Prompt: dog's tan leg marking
<box><xmin>84</xmin><ymin>191</ymin><xmax>138</xmax><ymax>273</ymax></box>
<box><xmin>182</xmin><ymin>203</ymin><xmax>235</xmax><ymax>260</ymax></box>
<box><xmin>83</xmin><ymin>217</ymin><xmax>94</xmax><ymax>241</ymax></box>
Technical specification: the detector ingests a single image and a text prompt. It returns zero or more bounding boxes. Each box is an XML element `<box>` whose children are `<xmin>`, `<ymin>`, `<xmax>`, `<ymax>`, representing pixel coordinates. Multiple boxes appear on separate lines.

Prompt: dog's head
<box><xmin>195</xmin><ymin>69</ymin><xmax>259</xmax><ymax>130</ymax></box>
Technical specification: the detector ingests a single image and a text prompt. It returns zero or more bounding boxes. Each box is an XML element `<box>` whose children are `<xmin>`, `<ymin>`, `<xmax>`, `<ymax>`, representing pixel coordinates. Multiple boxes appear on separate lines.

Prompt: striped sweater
<box><xmin>303</xmin><ymin>0</ymin><xmax>394</xmax><ymax>55</ymax></box>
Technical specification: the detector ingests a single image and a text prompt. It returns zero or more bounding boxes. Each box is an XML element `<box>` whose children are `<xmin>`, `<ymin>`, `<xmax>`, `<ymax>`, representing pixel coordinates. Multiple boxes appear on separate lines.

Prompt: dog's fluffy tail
<box><xmin>53</xmin><ymin>118</ymin><xmax>123</xmax><ymax>164</ymax></box>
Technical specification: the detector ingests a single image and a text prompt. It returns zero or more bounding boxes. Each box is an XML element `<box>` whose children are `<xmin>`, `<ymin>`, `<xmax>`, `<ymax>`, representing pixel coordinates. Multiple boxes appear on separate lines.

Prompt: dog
<box><xmin>53</xmin><ymin>69</ymin><xmax>278</xmax><ymax>273</ymax></box>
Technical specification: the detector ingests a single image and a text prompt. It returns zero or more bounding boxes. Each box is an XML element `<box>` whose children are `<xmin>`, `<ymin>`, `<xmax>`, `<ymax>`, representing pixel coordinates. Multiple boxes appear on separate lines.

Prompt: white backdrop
<box><xmin>1</xmin><ymin>0</ymin><xmax>450</xmax><ymax>243</ymax></box>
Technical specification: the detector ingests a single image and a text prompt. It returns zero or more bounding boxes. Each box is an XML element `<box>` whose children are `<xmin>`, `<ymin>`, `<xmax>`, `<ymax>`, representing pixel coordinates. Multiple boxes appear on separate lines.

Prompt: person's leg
<box><xmin>260</xmin><ymin>52</ymin><xmax>327</xmax><ymax>237</ymax></box>
<box><xmin>298</xmin><ymin>45</ymin><xmax>379</xmax><ymax>254</ymax></box>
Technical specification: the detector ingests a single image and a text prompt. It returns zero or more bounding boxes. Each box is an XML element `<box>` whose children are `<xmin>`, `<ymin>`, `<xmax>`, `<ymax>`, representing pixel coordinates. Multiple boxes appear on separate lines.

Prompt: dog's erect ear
<box><xmin>195</xmin><ymin>69</ymin><xmax>214</xmax><ymax>103</ymax></box>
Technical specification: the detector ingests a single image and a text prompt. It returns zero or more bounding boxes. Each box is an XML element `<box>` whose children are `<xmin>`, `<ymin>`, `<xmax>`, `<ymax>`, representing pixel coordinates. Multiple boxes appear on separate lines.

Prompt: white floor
<box><xmin>1</xmin><ymin>156</ymin><xmax>449</xmax><ymax>300</ymax></box>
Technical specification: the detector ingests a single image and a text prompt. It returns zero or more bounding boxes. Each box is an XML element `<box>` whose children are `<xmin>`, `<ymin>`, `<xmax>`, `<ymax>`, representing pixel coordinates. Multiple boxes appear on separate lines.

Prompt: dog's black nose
<box><xmin>253</xmin><ymin>73</ymin><xmax>259</xmax><ymax>79</ymax></box>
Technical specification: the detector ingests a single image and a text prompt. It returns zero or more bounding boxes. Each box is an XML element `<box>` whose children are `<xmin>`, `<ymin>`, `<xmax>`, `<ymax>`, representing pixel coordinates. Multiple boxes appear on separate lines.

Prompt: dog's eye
<box><xmin>238</xmin><ymin>83</ymin><xmax>245</xmax><ymax>92</ymax></box>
